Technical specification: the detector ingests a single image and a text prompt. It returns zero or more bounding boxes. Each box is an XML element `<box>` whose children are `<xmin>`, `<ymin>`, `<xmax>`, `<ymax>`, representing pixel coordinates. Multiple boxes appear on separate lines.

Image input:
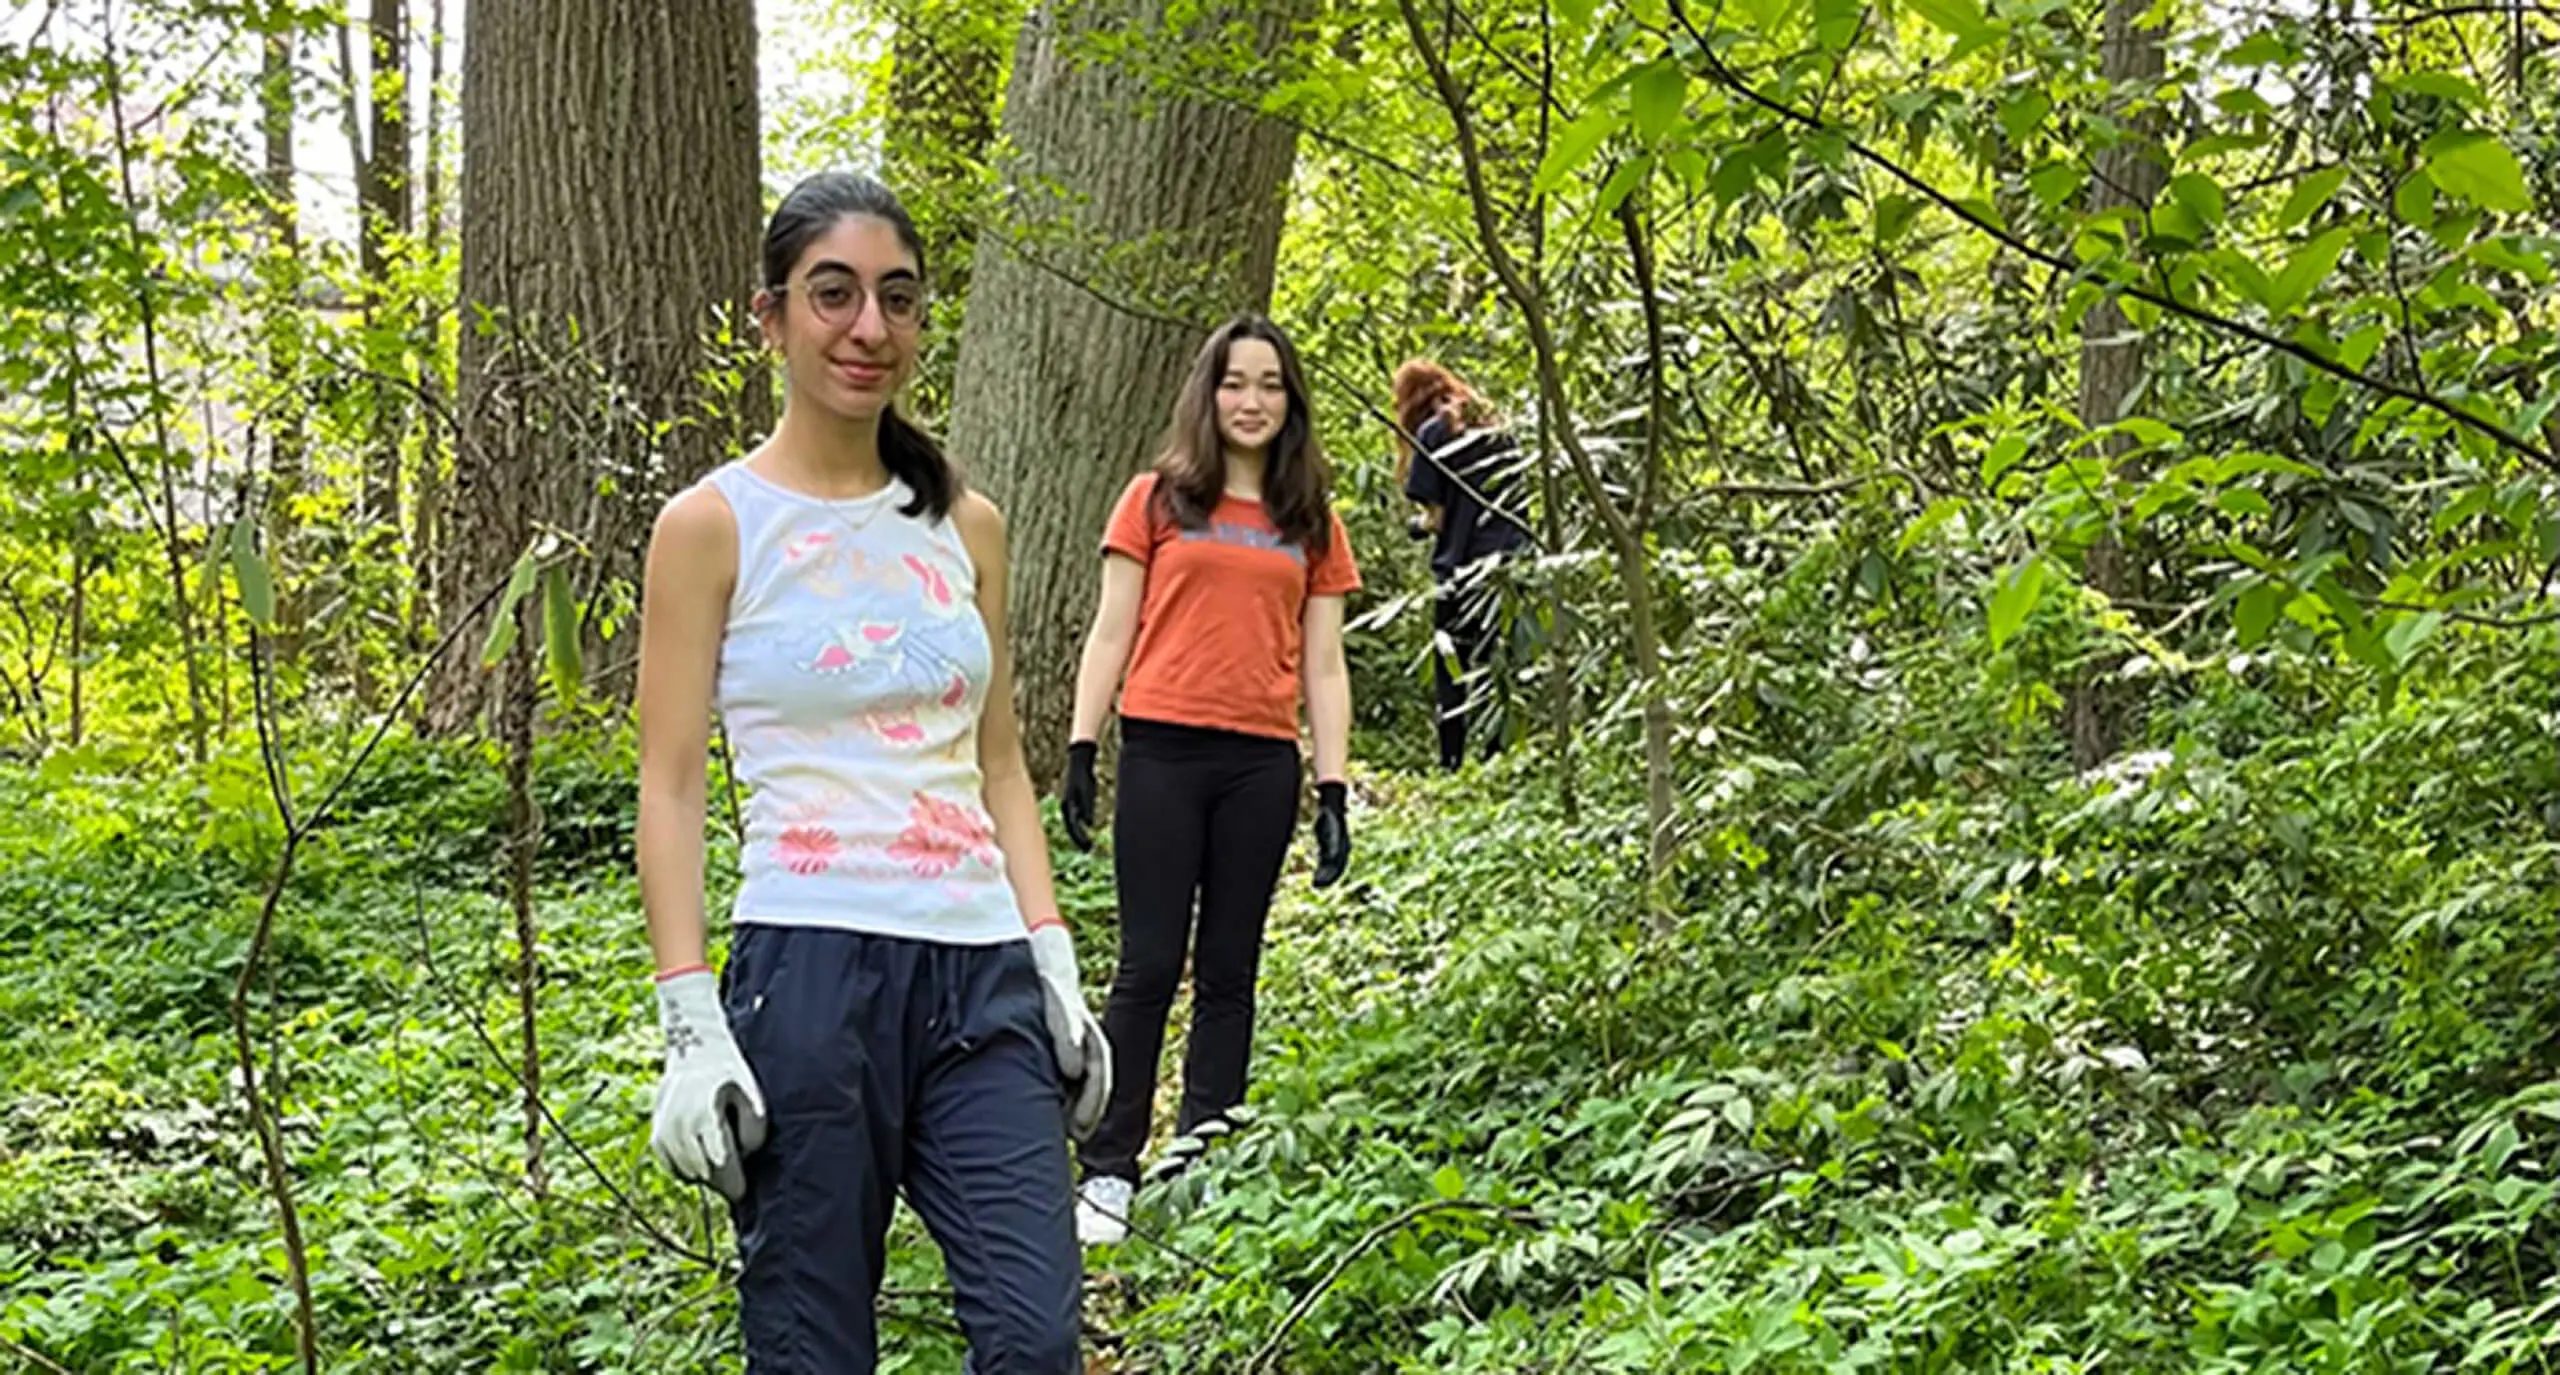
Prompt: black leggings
<box><xmin>1080</xmin><ymin>717</ymin><xmax>1300</xmax><ymax>1183</ymax></box>
<box><xmin>1432</xmin><ymin>578</ymin><xmax>1500</xmax><ymax>772</ymax></box>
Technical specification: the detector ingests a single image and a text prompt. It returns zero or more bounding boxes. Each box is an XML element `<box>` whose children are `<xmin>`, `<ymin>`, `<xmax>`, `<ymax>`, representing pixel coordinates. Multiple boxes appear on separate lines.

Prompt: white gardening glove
<box><xmin>649</xmin><ymin>969</ymin><xmax>769</xmax><ymax>1202</ymax></box>
<box><xmin>1028</xmin><ymin>924</ymin><xmax>1112</xmax><ymax>1140</ymax></box>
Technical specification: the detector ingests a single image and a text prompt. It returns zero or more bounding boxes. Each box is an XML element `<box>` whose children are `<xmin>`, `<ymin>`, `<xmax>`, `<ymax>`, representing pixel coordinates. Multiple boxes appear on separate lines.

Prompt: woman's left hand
<box><xmin>1313</xmin><ymin>781</ymin><xmax>1350</xmax><ymax>888</ymax></box>
<box><xmin>1028</xmin><ymin>924</ymin><xmax>1113</xmax><ymax>1138</ymax></box>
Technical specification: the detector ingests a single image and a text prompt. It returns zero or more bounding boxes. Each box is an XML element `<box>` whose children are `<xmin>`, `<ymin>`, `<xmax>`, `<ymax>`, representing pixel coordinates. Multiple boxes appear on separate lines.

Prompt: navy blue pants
<box><xmin>721</xmin><ymin>924</ymin><xmax>1081</xmax><ymax>1373</ymax></box>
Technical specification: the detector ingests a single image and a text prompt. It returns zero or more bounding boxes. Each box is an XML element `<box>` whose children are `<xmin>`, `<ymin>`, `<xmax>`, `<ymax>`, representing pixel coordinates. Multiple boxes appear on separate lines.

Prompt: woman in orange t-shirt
<box><xmin>1056</xmin><ymin>314</ymin><xmax>1360</xmax><ymax>1243</ymax></box>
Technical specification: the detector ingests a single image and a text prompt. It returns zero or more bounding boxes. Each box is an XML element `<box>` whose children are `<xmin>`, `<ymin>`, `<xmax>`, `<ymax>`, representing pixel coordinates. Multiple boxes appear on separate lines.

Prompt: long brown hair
<box><xmin>1390</xmin><ymin>358</ymin><xmax>1498</xmax><ymax>486</ymax></box>
<box><xmin>1154</xmin><ymin>315</ymin><xmax>1334</xmax><ymax>554</ymax></box>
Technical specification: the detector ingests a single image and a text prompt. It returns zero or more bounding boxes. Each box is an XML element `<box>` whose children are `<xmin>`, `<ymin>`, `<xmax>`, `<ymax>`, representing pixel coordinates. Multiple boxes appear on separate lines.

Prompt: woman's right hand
<box><xmin>1061</xmin><ymin>741</ymin><xmax>1099</xmax><ymax>851</ymax></box>
<box><xmin>650</xmin><ymin>968</ymin><xmax>768</xmax><ymax>1201</ymax></box>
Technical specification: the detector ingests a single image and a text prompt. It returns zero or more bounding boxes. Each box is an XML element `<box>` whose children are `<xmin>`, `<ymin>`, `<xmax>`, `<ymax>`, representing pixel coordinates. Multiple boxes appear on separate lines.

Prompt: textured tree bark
<box><xmin>2068</xmin><ymin>0</ymin><xmax>2164</xmax><ymax>772</ymax></box>
<box><xmin>430</xmin><ymin>0</ymin><xmax>765</xmax><ymax>731</ymax></box>
<box><xmin>946</xmin><ymin>0</ymin><xmax>1306</xmax><ymax>783</ymax></box>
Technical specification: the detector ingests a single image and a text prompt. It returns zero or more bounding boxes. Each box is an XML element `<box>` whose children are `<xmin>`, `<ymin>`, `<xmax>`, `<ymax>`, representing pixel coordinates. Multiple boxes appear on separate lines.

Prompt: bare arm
<box><xmin>1303</xmin><ymin>593</ymin><xmax>1352</xmax><ymax>783</ymax></box>
<box><xmin>958</xmin><ymin>493</ymin><xmax>1067</xmax><ymax>929</ymax></box>
<box><xmin>1069</xmin><ymin>554</ymin><xmax>1147</xmax><ymax>744</ymax></box>
<box><xmin>634</xmin><ymin>486</ymin><xmax>737</xmax><ymax>975</ymax></box>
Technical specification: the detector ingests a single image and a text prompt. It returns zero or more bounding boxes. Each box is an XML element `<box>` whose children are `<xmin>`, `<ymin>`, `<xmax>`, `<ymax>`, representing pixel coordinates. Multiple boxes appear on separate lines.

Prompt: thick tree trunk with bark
<box><xmin>2067</xmin><ymin>0</ymin><xmax>2164</xmax><ymax>771</ymax></box>
<box><xmin>430</xmin><ymin>0</ymin><xmax>765</xmax><ymax>731</ymax></box>
<box><xmin>947</xmin><ymin>0</ymin><xmax>1305</xmax><ymax>783</ymax></box>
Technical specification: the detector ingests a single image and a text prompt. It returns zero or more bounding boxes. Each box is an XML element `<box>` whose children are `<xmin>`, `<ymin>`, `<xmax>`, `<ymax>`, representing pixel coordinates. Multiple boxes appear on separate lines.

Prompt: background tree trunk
<box><xmin>884</xmin><ymin>0</ymin><xmax>1016</xmax><ymax>298</ymax></box>
<box><xmin>409</xmin><ymin>0</ymin><xmax>448</xmax><ymax>655</ymax></box>
<box><xmin>359</xmin><ymin>0</ymin><xmax>410</xmax><ymax>532</ymax></box>
<box><xmin>430</xmin><ymin>0</ymin><xmax>765</xmax><ymax>731</ymax></box>
<box><xmin>2066</xmin><ymin>0</ymin><xmax>2164</xmax><ymax>772</ymax></box>
<box><xmin>946</xmin><ymin>0</ymin><xmax>1305</xmax><ymax>783</ymax></box>
<box><xmin>885</xmin><ymin>0</ymin><xmax>1022</xmax><ymax>413</ymax></box>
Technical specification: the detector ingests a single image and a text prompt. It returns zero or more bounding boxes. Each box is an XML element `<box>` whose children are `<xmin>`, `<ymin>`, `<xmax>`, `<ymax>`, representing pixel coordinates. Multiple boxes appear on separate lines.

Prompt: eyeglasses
<box><xmin>780</xmin><ymin>272</ymin><xmax>928</xmax><ymax>331</ymax></box>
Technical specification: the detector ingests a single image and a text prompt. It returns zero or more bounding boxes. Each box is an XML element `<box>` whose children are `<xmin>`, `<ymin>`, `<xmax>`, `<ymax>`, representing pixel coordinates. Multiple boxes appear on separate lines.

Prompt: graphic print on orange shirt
<box><xmin>1102</xmin><ymin>473</ymin><xmax>1361</xmax><ymax>742</ymax></box>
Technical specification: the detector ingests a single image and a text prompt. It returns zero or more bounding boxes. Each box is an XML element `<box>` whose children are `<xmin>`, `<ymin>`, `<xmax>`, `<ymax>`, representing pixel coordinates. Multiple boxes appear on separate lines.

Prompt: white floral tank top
<box><xmin>704</xmin><ymin>460</ymin><xmax>1024</xmax><ymax>944</ymax></box>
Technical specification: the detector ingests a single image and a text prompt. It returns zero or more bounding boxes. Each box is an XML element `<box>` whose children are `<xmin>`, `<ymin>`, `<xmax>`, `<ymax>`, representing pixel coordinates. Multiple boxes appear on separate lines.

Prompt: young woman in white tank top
<box><xmin>632</xmin><ymin>172</ymin><xmax>1108</xmax><ymax>1373</ymax></box>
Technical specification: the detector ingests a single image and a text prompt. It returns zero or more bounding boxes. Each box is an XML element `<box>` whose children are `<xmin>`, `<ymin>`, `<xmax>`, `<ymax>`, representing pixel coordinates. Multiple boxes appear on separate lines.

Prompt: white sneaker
<box><xmin>1076</xmin><ymin>1175</ymin><xmax>1134</xmax><ymax>1247</ymax></box>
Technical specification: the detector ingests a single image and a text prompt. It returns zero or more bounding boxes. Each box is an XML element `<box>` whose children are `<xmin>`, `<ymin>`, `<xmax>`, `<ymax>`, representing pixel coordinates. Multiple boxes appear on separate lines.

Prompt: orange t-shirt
<box><xmin>1103</xmin><ymin>473</ymin><xmax>1361</xmax><ymax>741</ymax></box>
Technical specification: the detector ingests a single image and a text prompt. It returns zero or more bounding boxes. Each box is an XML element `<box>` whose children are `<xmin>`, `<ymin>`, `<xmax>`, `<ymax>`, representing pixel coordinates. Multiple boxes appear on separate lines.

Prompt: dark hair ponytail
<box><xmin>762</xmin><ymin>171</ymin><xmax>960</xmax><ymax>520</ymax></box>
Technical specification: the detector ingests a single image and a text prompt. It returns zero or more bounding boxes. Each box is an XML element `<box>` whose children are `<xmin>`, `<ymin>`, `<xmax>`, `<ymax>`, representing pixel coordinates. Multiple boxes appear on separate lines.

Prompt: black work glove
<box><xmin>1062</xmin><ymin>741</ymin><xmax>1099</xmax><ymax>851</ymax></box>
<box><xmin>1312</xmin><ymin>781</ymin><xmax>1350</xmax><ymax>888</ymax></box>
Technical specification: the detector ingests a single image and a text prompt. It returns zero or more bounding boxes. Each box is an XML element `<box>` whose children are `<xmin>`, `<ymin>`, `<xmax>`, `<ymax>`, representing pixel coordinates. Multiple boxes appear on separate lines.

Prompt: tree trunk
<box><xmin>947</xmin><ymin>0</ymin><xmax>1305</xmax><ymax>784</ymax></box>
<box><xmin>2066</xmin><ymin>0</ymin><xmax>2164</xmax><ymax>772</ymax></box>
<box><xmin>884</xmin><ymin>0</ymin><xmax>1017</xmax><ymax>300</ymax></box>
<box><xmin>409</xmin><ymin>0</ymin><xmax>448</xmax><ymax>657</ymax></box>
<box><xmin>885</xmin><ymin>0</ymin><xmax>1022</xmax><ymax>414</ymax></box>
<box><xmin>359</xmin><ymin>0</ymin><xmax>411</xmax><ymax>531</ymax></box>
<box><xmin>430</xmin><ymin>0</ymin><xmax>764</xmax><ymax>733</ymax></box>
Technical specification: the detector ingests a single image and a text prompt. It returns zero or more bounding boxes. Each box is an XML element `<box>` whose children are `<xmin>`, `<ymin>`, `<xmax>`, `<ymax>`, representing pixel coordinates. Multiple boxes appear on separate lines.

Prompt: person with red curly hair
<box><xmin>1391</xmin><ymin>359</ymin><xmax>1530</xmax><ymax>771</ymax></box>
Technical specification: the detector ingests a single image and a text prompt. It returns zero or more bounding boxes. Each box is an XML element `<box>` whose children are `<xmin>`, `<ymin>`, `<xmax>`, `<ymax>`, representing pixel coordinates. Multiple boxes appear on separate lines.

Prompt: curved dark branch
<box><xmin>1665</xmin><ymin>0</ymin><xmax>2560</xmax><ymax>476</ymax></box>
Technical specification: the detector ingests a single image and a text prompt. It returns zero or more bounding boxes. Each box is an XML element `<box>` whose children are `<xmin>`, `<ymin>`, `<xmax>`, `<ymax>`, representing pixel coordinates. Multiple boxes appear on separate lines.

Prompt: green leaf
<box><xmin>2338</xmin><ymin>323</ymin><xmax>2389</xmax><ymax>370</ymax></box>
<box><xmin>2216</xmin><ymin>488</ymin><xmax>2274</xmax><ymax>519</ymax></box>
<box><xmin>1535</xmin><ymin>110</ymin><xmax>1616</xmax><ymax>196</ymax></box>
<box><xmin>2383</xmin><ymin>609</ymin><xmax>2444</xmax><ymax>666</ymax></box>
<box><xmin>2269</xmin><ymin>227</ymin><xmax>2354</xmax><ymax>313</ymax></box>
<box><xmin>1874</xmin><ymin>193</ymin><xmax>1919</xmax><ymax>245</ymax></box>
<box><xmin>1905</xmin><ymin>0</ymin><xmax>1990</xmax><ymax>41</ymax></box>
<box><xmin>1998</xmin><ymin>89</ymin><xmax>2052</xmax><ymax>146</ymax></box>
<box><xmin>1898</xmin><ymin>496</ymin><xmax>1968</xmax><ymax>554</ymax></box>
<box><xmin>1982</xmin><ymin>433</ymin><xmax>2030</xmax><ymax>486</ymax></box>
<box><xmin>1432</xmin><ymin>1165</ymin><xmax>1464</xmax><ymax>1200</ymax></box>
<box><xmin>1630</xmin><ymin>61</ymin><xmax>1687</xmax><ymax>141</ymax></box>
<box><xmin>2391</xmin><ymin>72</ymin><xmax>2487</xmax><ymax>107</ymax></box>
<box><xmin>228</xmin><ymin>517</ymin><xmax>275</xmax><ymax>629</ymax></box>
<box><xmin>2394</xmin><ymin>171</ymin><xmax>2437</xmax><ymax>227</ymax></box>
<box><xmin>2276</xmin><ymin>166</ymin><xmax>2349</xmax><ymax>230</ymax></box>
<box><xmin>1557</xmin><ymin>0</ymin><xmax>1597</xmax><ymax>24</ymax></box>
<box><xmin>481</xmin><ymin>551</ymin><xmax>540</xmax><ymax>668</ymax></box>
<box><xmin>2208</xmin><ymin>249</ymin><xmax>2274</xmax><ymax>308</ymax></box>
<box><xmin>2027</xmin><ymin>161</ymin><xmax>2085</xmax><ymax>210</ymax></box>
<box><xmin>2235</xmin><ymin>581</ymin><xmax>2283</xmax><ymax>646</ymax></box>
<box><xmin>1597</xmin><ymin>154</ymin><xmax>1653</xmax><ymax>216</ymax></box>
<box><xmin>2425</xmin><ymin>132</ymin><xmax>2531</xmax><ymax>214</ymax></box>
<box><xmin>2150</xmin><ymin>198</ymin><xmax>2205</xmax><ymax>250</ymax></box>
<box><xmin>2473</xmin><ymin>236</ymin><xmax>2553</xmax><ymax>284</ymax></box>
<box><xmin>2214</xmin><ymin>451</ymin><xmax>2323</xmax><ymax>483</ymax></box>
<box><xmin>2228</xmin><ymin>30</ymin><xmax>2291</xmax><ymax>65</ymax></box>
<box><xmin>2169</xmin><ymin>172</ymin><xmax>2227</xmax><ymax>227</ymax></box>
<box><xmin>1988</xmin><ymin>558</ymin><xmax>2046</xmax><ymax>651</ymax></box>
<box><xmin>542</xmin><ymin>565</ymin><xmax>583</xmax><ymax>700</ymax></box>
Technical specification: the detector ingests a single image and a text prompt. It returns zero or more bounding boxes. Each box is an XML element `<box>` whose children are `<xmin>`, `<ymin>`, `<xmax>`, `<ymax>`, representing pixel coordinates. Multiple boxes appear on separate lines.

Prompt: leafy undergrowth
<box><xmin>1094</xmin><ymin>641</ymin><xmax>2560</xmax><ymax>1373</ymax></box>
<box><xmin>9</xmin><ymin>640</ymin><xmax>2560</xmax><ymax>1371</ymax></box>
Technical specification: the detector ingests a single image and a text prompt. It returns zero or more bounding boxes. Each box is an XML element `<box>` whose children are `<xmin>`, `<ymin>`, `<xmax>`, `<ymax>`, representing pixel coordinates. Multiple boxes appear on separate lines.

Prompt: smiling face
<box><xmin>757</xmin><ymin>214</ymin><xmax>925</xmax><ymax>423</ymax></box>
<box><xmin>1215</xmin><ymin>337</ymin><xmax>1290</xmax><ymax>457</ymax></box>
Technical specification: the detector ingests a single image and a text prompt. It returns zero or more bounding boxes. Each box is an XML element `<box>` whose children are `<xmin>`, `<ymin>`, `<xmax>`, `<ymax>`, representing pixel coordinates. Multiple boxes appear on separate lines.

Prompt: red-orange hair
<box><xmin>1390</xmin><ymin>359</ymin><xmax>1497</xmax><ymax>485</ymax></box>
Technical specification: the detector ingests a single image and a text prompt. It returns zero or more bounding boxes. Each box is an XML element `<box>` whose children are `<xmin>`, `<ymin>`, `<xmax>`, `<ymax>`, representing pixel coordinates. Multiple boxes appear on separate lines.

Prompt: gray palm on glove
<box><xmin>1029</xmin><ymin>924</ymin><xmax>1112</xmax><ymax>1138</ymax></box>
<box><xmin>650</xmin><ymin>969</ymin><xmax>768</xmax><ymax>1201</ymax></box>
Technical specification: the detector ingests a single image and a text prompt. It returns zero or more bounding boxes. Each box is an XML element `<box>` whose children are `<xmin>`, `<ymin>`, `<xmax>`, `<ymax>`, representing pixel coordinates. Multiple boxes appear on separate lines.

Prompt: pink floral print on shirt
<box><xmin>888</xmin><ymin>792</ymin><xmax>999</xmax><ymax>878</ymax></box>
<box><xmin>774</xmin><ymin>825</ymin><xmax>842</xmax><ymax>876</ymax></box>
